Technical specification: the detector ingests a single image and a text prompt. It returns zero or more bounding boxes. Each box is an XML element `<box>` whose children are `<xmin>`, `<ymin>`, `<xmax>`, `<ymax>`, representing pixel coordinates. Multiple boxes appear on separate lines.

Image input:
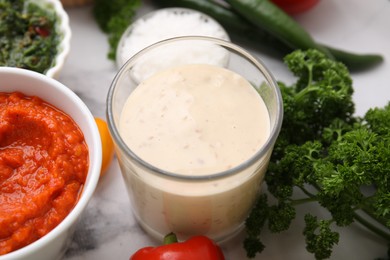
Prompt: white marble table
<box><xmin>59</xmin><ymin>0</ymin><xmax>389</xmax><ymax>259</ymax></box>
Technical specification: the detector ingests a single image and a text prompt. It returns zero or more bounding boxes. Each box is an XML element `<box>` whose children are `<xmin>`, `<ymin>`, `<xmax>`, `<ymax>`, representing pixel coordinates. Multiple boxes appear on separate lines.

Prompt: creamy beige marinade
<box><xmin>118</xmin><ymin>63</ymin><xmax>272</xmax><ymax>240</ymax></box>
<box><xmin>119</xmin><ymin>64</ymin><xmax>270</xmax><ymax>175</ymax></box>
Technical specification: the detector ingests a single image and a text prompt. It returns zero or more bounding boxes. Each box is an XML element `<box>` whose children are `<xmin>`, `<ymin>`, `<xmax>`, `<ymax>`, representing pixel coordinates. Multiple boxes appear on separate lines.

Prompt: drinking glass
<box><xmin>107</xmin><ymin>36</ymin><xmax>283</xmax><ymax>242</ymax></box>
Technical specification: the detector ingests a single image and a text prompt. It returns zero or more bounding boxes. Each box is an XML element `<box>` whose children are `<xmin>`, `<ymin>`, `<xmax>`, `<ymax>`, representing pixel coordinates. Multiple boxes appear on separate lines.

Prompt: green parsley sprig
<box><xmin>244</xmin><ymin>49</ymin><xmax>390</xmax><ymax>260</ymax></box>
<box><xmin>92</xmin><ymin>0</ymin><xmax>140</xmax><ymax>60</ymax></box>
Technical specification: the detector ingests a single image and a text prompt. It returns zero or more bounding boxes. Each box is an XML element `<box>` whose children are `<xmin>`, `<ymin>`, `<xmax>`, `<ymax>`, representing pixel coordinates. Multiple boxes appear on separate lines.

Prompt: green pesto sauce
<box><xmin>0</xmin><ymin>0</ymin><xmax>59</xmax><ymax>74</ymax></box>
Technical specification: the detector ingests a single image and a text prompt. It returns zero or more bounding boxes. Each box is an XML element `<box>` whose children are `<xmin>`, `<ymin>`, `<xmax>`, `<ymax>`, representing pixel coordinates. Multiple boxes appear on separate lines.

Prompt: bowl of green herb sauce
<box><xmin>0</xmin><ymin>0</ymin><xmax>71</xmax><ymax>78</ymax></box>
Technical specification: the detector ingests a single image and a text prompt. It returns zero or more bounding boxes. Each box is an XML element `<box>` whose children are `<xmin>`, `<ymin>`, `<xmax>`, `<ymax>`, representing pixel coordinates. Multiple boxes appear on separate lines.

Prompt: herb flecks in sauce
<box><xmin>0</xmin><ymin>0</ymin><xmax>59</xmax><ymax>74</ymax></box>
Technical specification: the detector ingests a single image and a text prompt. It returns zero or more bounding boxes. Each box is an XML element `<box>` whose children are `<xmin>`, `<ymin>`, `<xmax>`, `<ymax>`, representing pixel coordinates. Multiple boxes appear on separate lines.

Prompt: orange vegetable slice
<box><xmin>95</xmin><ymin>117</ymin><xmax>114</xmax><ymax>176</ymax></box>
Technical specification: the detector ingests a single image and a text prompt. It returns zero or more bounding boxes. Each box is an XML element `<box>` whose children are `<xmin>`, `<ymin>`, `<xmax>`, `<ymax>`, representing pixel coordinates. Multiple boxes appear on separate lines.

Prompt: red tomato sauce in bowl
<box><xmin>0</xmin><ymin>92</ymin><xmax>89</xmax><ymax>255</ymax></box>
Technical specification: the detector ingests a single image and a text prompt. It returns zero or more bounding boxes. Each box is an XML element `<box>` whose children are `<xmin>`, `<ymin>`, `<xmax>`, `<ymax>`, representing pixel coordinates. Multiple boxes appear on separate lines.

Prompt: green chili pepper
<box><xmin>323</xmin><ymin>45</ymin><xmax>384</xmax><ymax>71</ymax></box>
<box><xmin>153</xmin><ymin>0</ymin><xmax>291</xmax><ymax>56</ymax></box>
<box><xmin>224</xmin><ymin>0</ymin><xmax>333</xmax><ymax>58</ymax></box>
<box><xmin>153</xmin><ymin>0</ymin><xmax>250</xmax><ymax>31</ymax></box>
<box><xmin>151</xmin><ymin>0</ymin><xmax>383</xmax><ymax>71</ymax></box>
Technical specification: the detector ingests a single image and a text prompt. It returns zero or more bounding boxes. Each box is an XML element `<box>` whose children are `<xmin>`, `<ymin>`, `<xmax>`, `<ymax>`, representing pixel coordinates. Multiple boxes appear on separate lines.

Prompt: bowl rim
<box><xmin>28</xmin><ymin>0</ymin><xmax>72</xmax><ymax>78</ymax></box>
<box><xmin>44</xmin><ymin>0</ymin><xmax>72</xmax><ymax>78</ymax></box>
<box><xmin>0</xmin><ymin>67</ymin><xmax>102</xmax><ymax>258</ymax></box>
<box><xmin>115</xmin><ymin>7</ymin><xmax>231</xmax><ymax>69</ymax></box>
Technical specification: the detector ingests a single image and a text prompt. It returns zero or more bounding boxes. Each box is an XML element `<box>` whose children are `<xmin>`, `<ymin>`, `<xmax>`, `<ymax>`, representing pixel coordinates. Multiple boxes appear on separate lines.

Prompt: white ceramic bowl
<box><xmin>116</xmin><ymin>7</ymin><xmax>230</xmax><ymax>68</ymax></box>
<box><xmin>0</xmin><ymin>67</ymin><xmax>102</xmax><ymax>260</ymax></box>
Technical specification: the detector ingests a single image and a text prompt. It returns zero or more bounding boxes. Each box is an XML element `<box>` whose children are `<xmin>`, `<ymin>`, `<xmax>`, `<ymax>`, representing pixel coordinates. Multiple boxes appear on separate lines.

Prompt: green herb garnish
<box><xmin>244</xmin><ymin>49</ymin><xmax>390</xmax><ymax>259</ymax></box>
<box><xmin>93</xmin><ymin>0</ymin><xmax>140</xmax><ymax>60</ymax></box>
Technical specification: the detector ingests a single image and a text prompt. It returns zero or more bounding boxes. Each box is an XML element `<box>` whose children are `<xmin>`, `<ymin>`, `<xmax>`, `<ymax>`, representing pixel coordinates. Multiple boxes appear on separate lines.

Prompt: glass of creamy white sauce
<box><xmin>107</xmin><ymin>36</ymin><xmax>283</xmax><ymax>243</ymax></box>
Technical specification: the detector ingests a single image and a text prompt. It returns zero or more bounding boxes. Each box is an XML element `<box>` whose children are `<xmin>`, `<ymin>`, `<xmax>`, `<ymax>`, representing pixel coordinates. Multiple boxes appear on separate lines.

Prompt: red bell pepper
<box><xmin>130</xmin><ymin>233</ymin><xmax>225</xmax><ymax>260</ymax></box>
<box><xmin>271</xmin><ymin>0</ymin><xmax>320</xmax><ymax>14</ymax></box>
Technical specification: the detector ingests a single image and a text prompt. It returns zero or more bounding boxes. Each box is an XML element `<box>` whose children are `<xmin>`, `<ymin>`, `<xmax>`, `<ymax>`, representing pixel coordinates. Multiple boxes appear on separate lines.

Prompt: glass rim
<box><xmin>107</xmin><ymin>36</ymin><xmax>283</xmax><ymax>181</ymax></box>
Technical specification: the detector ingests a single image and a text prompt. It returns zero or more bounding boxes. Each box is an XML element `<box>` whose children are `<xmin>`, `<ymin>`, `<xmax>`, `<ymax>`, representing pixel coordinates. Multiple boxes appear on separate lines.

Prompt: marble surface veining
<box><xmin>58</xmin><ymin>0</ymin><xmax>390</xmax><ymax>259</ymax></box>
